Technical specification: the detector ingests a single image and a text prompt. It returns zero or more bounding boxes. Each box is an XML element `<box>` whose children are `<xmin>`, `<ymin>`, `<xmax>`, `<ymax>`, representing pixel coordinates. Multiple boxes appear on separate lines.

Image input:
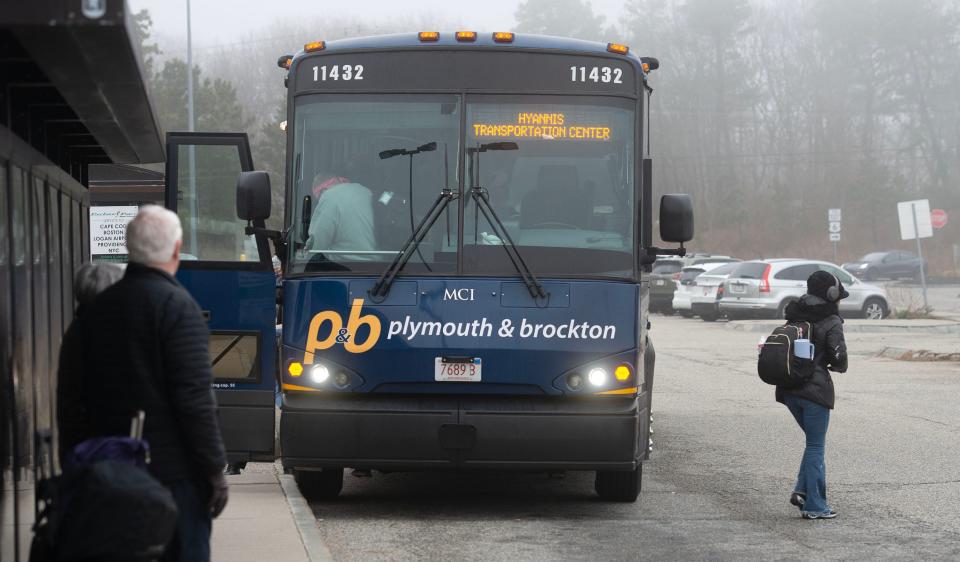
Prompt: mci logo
<box><xmin>443</xmin><ymin>288</ymin><xmax>475</xmax><ymax>301</ymax></box>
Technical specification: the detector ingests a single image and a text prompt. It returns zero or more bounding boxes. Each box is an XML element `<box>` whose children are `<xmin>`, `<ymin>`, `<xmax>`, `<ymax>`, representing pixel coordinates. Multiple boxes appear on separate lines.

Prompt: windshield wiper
<box><xmin>370</xmin><ymin>142</ymin><xmax>452</xmax><ymax>299</ymax></box>
<box><xmin>468</xmin><ymin>142</ymin><xmax>547</xmax><ymax>300</ymax></box>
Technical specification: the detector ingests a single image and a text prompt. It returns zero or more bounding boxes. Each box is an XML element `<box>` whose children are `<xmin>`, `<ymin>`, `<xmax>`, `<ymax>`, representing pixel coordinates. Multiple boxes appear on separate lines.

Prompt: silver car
<box><xmin>718</xmin><ymin>259</ymin><xmax>890</xmax><ymax>320</ymax></box>
<box><xmin>672</xmin><ymin>261</ymin><xmax>740</xmax><ymax>317</ymax></box>
<box><xmin>687</xmin><ymin>261</ymin><xmax>742</xmax><ymax>321</ymax></box>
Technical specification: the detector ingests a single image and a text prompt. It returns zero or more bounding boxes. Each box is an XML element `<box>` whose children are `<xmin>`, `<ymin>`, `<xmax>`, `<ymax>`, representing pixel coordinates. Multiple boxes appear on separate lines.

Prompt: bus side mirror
<box><xmin>659</xmin><ymin>194</ymin><xmax>694</xmax><ymax>243</ymax></box>
<box><xmin>237</xmin><ymin>171</ymin><xmax>271</xmax><ymax>221</ymax></box>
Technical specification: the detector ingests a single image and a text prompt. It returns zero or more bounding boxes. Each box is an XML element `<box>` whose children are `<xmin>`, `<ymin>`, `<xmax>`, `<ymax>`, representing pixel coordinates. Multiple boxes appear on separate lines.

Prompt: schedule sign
<box><xmin>90</xmin><ymin>206</ymin><xmax>139</xmax><ymax>256</ymax></box>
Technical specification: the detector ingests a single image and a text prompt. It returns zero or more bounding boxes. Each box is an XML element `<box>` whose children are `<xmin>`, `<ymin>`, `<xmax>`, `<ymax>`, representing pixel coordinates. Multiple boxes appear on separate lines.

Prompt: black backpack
<box><xmin>757</xmin><ymin>321</ymin><xmax>816</xmax><ymax>387</ymax></box>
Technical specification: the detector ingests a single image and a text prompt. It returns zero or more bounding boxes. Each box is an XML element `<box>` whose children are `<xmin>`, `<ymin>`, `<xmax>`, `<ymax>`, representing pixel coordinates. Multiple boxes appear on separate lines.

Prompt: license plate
<box><xmin>731</xmin><ymin>284</ymin><xmax>745</xmax><ymax>293</ymax></box>
<box><xmin>655</xmin><ymin>280</ymin><xmax>665</xmax><ymax>286</ymax></box>
<box><xmin>435</xmin><ymin>357</ymin><xmax>481</xmax><ymax>382</ymax></box>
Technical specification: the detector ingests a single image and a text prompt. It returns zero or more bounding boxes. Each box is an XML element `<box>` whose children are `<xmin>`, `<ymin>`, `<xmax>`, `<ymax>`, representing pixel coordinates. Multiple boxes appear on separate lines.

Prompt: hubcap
<box><xmin>865</xmin><ymin>303</ymin><xmax>883</xmax><ymax>319</ymax></box>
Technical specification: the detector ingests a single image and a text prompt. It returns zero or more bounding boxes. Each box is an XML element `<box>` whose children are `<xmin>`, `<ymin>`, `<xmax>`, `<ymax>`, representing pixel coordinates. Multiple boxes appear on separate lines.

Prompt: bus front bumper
<box><xmin>280</xmin><ymin>393</ymin><xmax>647</xmax><ymax>472</ymax></box>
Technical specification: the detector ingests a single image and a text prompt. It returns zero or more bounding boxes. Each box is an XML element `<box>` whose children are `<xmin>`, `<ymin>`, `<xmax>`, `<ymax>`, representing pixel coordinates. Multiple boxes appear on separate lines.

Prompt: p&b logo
<box><xmin>304</xmin><ymin>299</ymin><xmax>381</xmax><ymax>360</ymax></box>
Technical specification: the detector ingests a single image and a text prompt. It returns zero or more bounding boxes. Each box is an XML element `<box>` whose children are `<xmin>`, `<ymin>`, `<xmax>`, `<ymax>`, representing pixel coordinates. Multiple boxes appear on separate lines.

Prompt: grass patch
<box><xmin>891</xmin><ymin>305</ymin><xmax>936</xmax><ymax>319</ymax></box>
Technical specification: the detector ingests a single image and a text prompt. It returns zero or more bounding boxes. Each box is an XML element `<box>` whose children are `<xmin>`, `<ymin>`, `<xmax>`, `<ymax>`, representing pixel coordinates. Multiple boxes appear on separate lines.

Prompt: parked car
<box><xmin>687</xmin><ymin>261</ymin><xmax>742</xmax><ymax>322</ymax></box>
<box><xmin>650</xmin><ymin>258</ymin><xmax>684</xmax><ymax>313</ymax></box>
<box><xmin>842</xmin><ymin>251</ymin><xmax>927</xmax><ymax>281</ymax></box>
<box><xmin>719</xmin><ymin>259</ymin><xmax>890</xmax><ymax>320</ymax></box>
<box><xmin>672</xmin><ymin>261</ymin><xmax>741</xmax><ymax>317</ymax></box>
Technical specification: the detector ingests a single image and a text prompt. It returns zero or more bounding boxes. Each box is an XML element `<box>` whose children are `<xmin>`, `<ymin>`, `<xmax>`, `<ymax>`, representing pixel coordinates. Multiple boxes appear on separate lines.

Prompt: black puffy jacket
<box><xmin>775</xmin><ymin>294</ymin><xmax>848</xmax><ymax>409</ymax></box>
<box><xmin>58</xmin><ymin>263</ymin><xmax>226</xmax><ymax>483</ymax></box>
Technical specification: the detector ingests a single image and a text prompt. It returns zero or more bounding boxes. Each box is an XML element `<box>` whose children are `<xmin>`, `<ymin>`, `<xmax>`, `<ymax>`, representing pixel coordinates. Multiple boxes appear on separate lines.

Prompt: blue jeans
<box><xmin>783</xmin><ymin>395</ymin><xmax>832</xmax><ymax>515</ymax></box>
<box><xmin>161</xmin><ymin>479</ymin><xmax>212</xmax><ymax>562</ymax></box>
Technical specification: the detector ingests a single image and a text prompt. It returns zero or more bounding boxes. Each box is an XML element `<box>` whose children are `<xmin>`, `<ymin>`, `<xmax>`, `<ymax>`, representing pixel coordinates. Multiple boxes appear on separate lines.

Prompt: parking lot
<box><xmin>881</xmin><ymin>282</ymin><xmax>960</xmax><ymax>320</ymax></box>
<box><xmin>297</xmin><ymin>314</ymin><xmax>960</xmax><ymax>561</ymax></box>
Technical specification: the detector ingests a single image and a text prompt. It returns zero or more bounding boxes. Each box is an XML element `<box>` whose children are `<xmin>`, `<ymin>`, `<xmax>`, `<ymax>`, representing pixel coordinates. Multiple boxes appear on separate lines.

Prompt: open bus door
<box><xmin>164</xmin><ymin>132</ymin><xmax>277</xmax><ymax>464</ymax></box>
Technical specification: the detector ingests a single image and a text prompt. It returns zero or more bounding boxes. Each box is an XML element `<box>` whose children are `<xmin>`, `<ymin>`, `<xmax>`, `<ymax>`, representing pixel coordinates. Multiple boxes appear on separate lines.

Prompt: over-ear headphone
<box><xmin>825</xmin><ymin>273</ymin><xmax>841</xmax><ymax>302</ymax></box>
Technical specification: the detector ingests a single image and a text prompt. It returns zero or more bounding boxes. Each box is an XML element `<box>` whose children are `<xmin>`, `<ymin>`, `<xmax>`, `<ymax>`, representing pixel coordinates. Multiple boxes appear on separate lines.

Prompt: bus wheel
<box><xmin>595</xmin><ymin>464</ymin><xmax>642</xmax><ymax>502</ymax></box>
<box><xmin>294</xmin><ymin>468</ymin><xmax>344</xmax><ymax>501</ymax></box>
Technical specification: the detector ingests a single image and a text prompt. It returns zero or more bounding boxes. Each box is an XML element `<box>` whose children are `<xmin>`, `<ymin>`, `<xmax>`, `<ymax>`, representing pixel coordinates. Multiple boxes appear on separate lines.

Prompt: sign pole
<box><xmin>833</xmin><ymin>240</ymin><xmax>838</xmax><ymax>264</ymax></box>
<box><xmin>911</xmin><ymin>202</ymin><xmax>929</xmax><ymax>309</ymax></box>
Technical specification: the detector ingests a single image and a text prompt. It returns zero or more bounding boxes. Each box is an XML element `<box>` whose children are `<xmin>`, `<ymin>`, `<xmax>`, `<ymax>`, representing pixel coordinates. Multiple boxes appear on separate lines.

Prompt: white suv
<box><xmin>718</xmin><ymin>259</ymin><xmax>890</xmax><ymax>320</ymax></box>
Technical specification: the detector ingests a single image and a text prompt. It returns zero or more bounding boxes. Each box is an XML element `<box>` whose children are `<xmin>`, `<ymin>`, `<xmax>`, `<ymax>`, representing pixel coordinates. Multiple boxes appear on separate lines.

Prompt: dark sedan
<box><xmin>842</xmin><ymin>251</ymin><xmax>927</xmax><ymax>281</ymax></box>
<box><xmin>650</xmin><ymin>259</ymin><xmax>684</xmax><ymax>313</ymax></box>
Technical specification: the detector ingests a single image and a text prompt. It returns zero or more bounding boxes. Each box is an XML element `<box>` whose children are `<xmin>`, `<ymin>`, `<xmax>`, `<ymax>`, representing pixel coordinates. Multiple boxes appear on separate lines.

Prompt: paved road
<box><xmin>307</xmin><ymin>316</ymin><xmax>960</xmax><ymax>561</ymax></box>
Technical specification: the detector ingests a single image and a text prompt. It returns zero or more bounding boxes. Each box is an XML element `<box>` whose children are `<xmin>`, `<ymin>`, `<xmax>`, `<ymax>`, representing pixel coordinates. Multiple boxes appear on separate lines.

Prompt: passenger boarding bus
<box><xmin>164</xmin><ymin>32</ymin><xmax>693</xmax><ymax>502</ymax></box>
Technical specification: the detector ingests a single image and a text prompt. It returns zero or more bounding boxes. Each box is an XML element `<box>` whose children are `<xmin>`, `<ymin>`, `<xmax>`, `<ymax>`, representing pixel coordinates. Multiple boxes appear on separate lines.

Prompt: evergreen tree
<box><xmin>514</xmin><ymin>0</ymin><xmax>606</xmax><ymax>41</ymax></box>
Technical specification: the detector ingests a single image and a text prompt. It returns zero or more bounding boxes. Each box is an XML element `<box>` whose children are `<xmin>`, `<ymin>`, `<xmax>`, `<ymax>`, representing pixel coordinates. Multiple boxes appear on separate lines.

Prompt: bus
<box><xmin>165</xmin><ymin>31</ymin><xmax>693</xmax><ymax>503</ymax></box>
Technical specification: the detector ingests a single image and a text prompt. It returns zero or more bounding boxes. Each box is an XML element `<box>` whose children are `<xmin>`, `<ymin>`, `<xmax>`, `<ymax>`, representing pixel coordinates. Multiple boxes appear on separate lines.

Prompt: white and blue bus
<box><xmin>166</xmin><ymin>31</ymin><xmax>692</xmax><ymax>502</ymax></box>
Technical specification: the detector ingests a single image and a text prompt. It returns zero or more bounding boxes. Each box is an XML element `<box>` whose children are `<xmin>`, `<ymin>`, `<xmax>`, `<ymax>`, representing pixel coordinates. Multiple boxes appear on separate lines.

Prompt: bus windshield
<box><xmin>289</xmin><ymin>93</ymin><xmax>636</xmax><ymax>278</ymax></box>
<box><xmin>290</xmin><ymin>94</ymin><xmax>461</xmax><ymax>274</ymax></box>
<box><xmin>464</xmin><ymin>95</ymin><xmax>635</xmax><ymax>277</ymax></box>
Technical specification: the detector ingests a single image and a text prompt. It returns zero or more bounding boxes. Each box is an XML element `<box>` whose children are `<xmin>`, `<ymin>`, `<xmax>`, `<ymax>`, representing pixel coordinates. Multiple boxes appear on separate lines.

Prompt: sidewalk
<box><xmin>212</xmin><ymin>463</ymin><xmax>331</xmax><ymax>562</ymax></box>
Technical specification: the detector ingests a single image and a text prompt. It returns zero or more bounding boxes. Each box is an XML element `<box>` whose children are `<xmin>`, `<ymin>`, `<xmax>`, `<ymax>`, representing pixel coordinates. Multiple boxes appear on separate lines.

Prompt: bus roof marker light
<box><xmin>456</xmin><ymin>31</ymin><xmax>477</xmax><ymax>42</ymax></box>
<box><xmin>418</xmin><ymin>31</ymin><xmax>440</xmax><ymax>42</ymax></box>
<box><xmin>493</xmin><ymin>32</ymin><xmax>515</xmax><ymax>43</ymax></box>
<box><xmin>606</xmin><ymin>43</ymin><xmax>629</xmax><ymax>55</ymax></box>
<box><xmin>304</xmin><ymin>41</ymin><xmax>325</xmax><ymax>53</ymax></box>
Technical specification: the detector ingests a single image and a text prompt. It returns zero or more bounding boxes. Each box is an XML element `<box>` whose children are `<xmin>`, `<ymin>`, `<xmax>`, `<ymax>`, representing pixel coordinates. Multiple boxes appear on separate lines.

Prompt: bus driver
<box><xmin>305</xmin><ymin>171</ymin><xmax>377</xmax><ymax>261</ymax></box>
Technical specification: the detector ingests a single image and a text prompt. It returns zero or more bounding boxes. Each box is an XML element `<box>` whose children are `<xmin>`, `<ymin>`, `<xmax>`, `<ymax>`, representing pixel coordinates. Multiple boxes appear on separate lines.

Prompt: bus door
<box><xmin>164</xmin><ymin>132</ymin><xmax>277</xmax><ymax>464</ymax></box>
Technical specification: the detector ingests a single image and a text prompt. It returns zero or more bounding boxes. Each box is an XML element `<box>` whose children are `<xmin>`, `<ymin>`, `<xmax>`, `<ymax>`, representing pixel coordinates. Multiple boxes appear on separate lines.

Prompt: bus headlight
<box><xmin>588</xmin><ymin>368</ymin><xmax>607</xmax><ymax>387</ymax></box>
<box><xmin>310</xmin><ymin>364</ymin><xmax>330</xmax><ymax>384</ymax></box>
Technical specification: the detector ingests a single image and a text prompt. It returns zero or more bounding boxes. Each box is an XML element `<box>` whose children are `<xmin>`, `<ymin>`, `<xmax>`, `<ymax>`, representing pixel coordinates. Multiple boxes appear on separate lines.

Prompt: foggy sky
<box><xmin>129</xmin><ymin>0</ymin><xmax>629</xmax><ymax>51</ymax></box>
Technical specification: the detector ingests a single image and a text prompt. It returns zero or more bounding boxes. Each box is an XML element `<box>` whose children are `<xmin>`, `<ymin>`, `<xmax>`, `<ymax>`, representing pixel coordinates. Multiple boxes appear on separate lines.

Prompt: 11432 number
<box><xmin>312</xmin><ymin>64</ymin><xmax>364</xmax><ymax>82</ymax></box>
<box><xmin>570</xmin><ymin>66</ymin><xmax>623</xmax><ymax>84</ymax></box>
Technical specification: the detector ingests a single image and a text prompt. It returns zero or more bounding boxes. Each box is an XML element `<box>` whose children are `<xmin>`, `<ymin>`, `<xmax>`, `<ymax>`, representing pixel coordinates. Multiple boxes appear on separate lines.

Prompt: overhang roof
<box><xmin>0</xmin><ymin>0</ymin><xmax>163</xmax><ymax>175</ymax></box>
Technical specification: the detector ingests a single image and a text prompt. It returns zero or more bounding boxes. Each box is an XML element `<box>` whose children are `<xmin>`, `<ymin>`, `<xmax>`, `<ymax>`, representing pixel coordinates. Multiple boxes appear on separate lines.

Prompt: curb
<box><xmin>877</xmin><ymin>347</ymin><xmax>960</xmax><ymax>362</ymax></box>
<box><xmin>726</xmin><ymin>321</ymin><xmax>960</xmax><ymax>334</ymax></box>
<box><xmin>279</xmin><ymin>474</ymin><xmax>335</xmax><ymax>562</ymax></box>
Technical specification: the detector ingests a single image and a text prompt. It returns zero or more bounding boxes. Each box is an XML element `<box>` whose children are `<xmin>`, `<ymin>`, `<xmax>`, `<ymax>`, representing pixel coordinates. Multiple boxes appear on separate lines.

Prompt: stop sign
<box><xmin>931</xmin><ymin>209</ymin><xmax>948</xmax><ymax>229</ymax></box>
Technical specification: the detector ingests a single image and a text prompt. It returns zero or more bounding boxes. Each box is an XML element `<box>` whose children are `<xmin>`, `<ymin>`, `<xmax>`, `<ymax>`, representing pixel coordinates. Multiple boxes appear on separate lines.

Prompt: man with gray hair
<box><xmin>58</xmin><ymin>205</ymin><xmax>228</xmax><ymax>561</ymax></box>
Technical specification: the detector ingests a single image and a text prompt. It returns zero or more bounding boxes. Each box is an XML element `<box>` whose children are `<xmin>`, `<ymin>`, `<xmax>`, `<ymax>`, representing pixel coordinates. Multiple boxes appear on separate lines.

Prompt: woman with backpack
<box><xmin>778</xmin><ymin>270</ymin><xmax>849</xmax><ymax>520</ymax></box>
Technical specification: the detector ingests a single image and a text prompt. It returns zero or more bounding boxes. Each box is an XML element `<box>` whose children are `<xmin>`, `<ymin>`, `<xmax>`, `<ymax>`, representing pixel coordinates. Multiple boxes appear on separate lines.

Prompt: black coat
<box><xmin>775</xmin><ymin>294</ymin><xmax>848</xmax><ymax>409</ymax></box>
<box><xmin>57</xmin><ymin>263</ymin><xmax>226</xmax><ymax>483</ymax></box>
